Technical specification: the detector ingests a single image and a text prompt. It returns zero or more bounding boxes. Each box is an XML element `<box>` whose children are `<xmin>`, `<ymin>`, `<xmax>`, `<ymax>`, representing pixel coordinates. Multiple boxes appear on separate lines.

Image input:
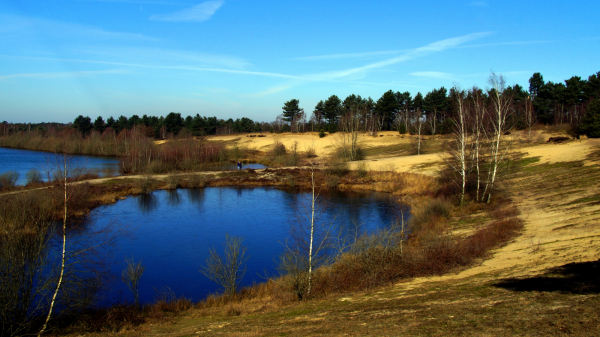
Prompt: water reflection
<box><xmin>166</xmin><ymin>190</ymin><xmax>181</xmax><ymax>206</ymax></box>
<box><xmin>187</xmin><ymin>188</ymin><xmax>205</xmax><ymax>209</ymax></box>
<box><xmin>138</xmin><ymin>193</ymin><xmax>158</xmax><ymax>213</ymax></box>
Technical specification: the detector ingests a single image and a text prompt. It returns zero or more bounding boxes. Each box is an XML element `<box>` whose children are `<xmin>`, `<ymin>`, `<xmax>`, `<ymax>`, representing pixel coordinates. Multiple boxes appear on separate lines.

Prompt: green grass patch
<box><xmin>362</xmin><ymin>143</ymin><xmax>411</xmax><ymax>158</ymax></box>
<box><xmin>564</xmin><ymin>193</ymin><xmax>600</xmax><ymax>206</ymax></box>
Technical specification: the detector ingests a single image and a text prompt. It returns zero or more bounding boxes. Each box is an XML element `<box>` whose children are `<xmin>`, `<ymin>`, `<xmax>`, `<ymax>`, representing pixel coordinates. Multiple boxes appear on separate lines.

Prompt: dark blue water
<box><xmin>0</xmin><ymin>147</ymin><xmax>121</xmax><ymax>185</ymax></box>
<box><xmin>85</xmin><ymin>187</ymin><xmax>406</xmax><ymax>306</ymax></box>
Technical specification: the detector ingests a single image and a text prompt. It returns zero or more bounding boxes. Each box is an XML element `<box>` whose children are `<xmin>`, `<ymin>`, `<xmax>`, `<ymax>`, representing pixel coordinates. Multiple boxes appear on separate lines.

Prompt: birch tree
<box><xmin>337</xmin><ymin>106</ymin><xmax>363</xmax><ymax>161</ymax></box>
<box><xmin>469</xmin><ymin>87</ymin><xmax>486</xmax><ymax>202</ymax></box>
<box><xmin>412</xmin><ymin>108</ymin><xmax>424</xmax><ymax>155</ymax></box>
<box><xmin>281</xmin><ymin>163</ymin><xmax>334</xmax><ymax>299</ymax></box>
<box><xmin>38</xmin><ymin>155</ymin><xmax>71</xmax><ymax>337</ymax></box>
<box><xmin>482</xmin><ymin>72</ymin><xmax>514</xmax><ymax>203</ymax></box>
<box><xmin>445</xmin><ymin>88</ymin><xmax>469</xmax><ymax>204</ymax></box>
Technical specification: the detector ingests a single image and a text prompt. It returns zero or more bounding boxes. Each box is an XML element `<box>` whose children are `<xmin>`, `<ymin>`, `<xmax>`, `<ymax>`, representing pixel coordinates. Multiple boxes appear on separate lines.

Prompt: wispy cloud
<box><xmin>0</xmin><ymin>69</ymin><xmax>127</xmax><ymax>80</ymax></box>
<box><xmin>149</xmin><ymin>1</ymin><xmax>224</xmax><ymax>22</ymax></box>
<box><xmin>411</xmin><ymin>71</ymin><xmax>456</xmax><ymax>80</ymax></box>
<box><xmin>79</xmin><ymin>0</ymin><xmax>189</xmax><ymax>4</ymax></box>
<box><xmin>0</xmin><ymin>14</ymin><xmax>159</xmax><ymax>41</ymax></box>
<box><xmin>460</xmin><ymin>40</ymin><xmax>553</xmax><ymax>49</ymax></box>
<box><xmin>469</xmin><ymin>1</ymin><xmax>488</xmax><ymax>6</ymax></box>
<box><xmin>0</xmin><ymin>32</ymin><xmax>490</xmax><ymax>96</ymax></box>
<box><xmin>306</xmin><ymin>32</ymin><xmax>491</xmax><ymax>81</ymax></box>
<box><xmin>72</xmin><ymin>46</ymin><xmax>251</xmax><ymax>69</ymax></box>
<box><xmin>241</xmin><ymin>85</ymin><xmax>294</xmax><ymax>97</ymax></box>
<box><xmin>0</xmin><ymin>54</ymin><xmax>305</xmax><ymax>80</ymax></box>
<box><xmin>292</xmin><ymin>49</ymin><xmax>408</xmax><ymax>61</ymax></box>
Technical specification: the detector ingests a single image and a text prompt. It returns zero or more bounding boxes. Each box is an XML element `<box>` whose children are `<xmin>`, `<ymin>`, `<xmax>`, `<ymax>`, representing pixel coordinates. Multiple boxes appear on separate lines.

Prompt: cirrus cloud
<box><xmin>149</xmin><ymin>1</ymin><xmax>224</xmax><ymax>22</ymax></box>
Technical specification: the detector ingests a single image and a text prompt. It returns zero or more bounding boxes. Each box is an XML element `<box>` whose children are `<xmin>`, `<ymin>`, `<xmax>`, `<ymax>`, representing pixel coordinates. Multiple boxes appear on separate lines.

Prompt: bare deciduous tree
<box><xmin>445</xmin><ymin>87</ymin><xmax>469</xmax><ymax>204</ymax></box>
<box><xmin>482</xmin><ymin>72</ymin><xmax>514</xmax><ymax>203</ymax></box>
<box><xmin>0</xmin><ymin>193</ymin><xmax>54</xmax><ymax>337</ymax></box>
<box><xmin>337</xmin><ymin>106</ymin><xmax>363</xmax><ymax>161</ymax></box>
<box><xmin>201</xmin><ymin>234</ymin><xmax>248</xmax><ymax>296</ymax></box>
<box><xmin>412</xmin><ymin>108</ymin><xmax>425</xmax><ymax>155</ymax></box>
<box><xmin>281</xmin><ymin>163</ymin><xmax>335</xmax><ymax>299</ymax></box>
<box><xmin>122</xmin><ymin>258</ymin><xmax>145</xmax><ymax>308</ymax></box>
<box><xmin>469</xmin><ymin>87</ymin><xmax>486</xmax><ymax>202</ymax></box>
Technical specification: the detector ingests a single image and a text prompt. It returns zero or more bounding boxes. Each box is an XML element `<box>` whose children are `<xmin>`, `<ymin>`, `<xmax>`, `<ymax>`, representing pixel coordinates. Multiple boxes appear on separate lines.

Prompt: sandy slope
<box><xmin>400</xmin><ymin>138</ymin><xmax>600</xmax><ymax>292</ymax></box>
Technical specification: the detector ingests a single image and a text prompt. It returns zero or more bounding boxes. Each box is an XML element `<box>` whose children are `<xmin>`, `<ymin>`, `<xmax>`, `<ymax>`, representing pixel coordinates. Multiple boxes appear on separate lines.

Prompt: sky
<box><xmin>1</xmin><ymin>0</ymin><xmax>599</xmax><ymax>123</ymax></box>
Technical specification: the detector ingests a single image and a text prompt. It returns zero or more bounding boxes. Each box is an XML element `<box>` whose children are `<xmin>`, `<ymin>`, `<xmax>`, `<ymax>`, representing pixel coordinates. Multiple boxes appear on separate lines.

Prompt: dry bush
<box><xmin>409</xmin><ymin>198</ymin><xmax>453</xmax><ymax>233</ymax></box>
<box><xmin>271</xmin><ymin>139</ymin><xmax>287</xmax><ymax>156</ymax></box>
<box><xmin>492</xmin><ymin>205</ymin><xmax>519</xmax><ymax>220</ymax></box>
<box><xmin>325</xmin><ymin>175</ymin><xmax>340</xmax><ymax>188</ymax></box>
<box><xmin>149</xmin><ymin>298</ymin><xmax>193</xmax><ymax>314</ymax></box>
<box><xmin>0</xmin><ymin>171</ymin><xmax>19</xmax><ymax>191</ymax></box>
<box><xmin>188</xmin><ymin>174</ymin><xmax>206</xmax><ymax>188</ymax></box>
<box><xmin>305</xmin><ymin>145</ymin><xmax>317</xmax><ymax>158</ymax></box>
<box><xmin>356</xmin><ymin>161</ymin><xmax>369</xmax><ymax>178</ymax></box>
<box><xmin>137</xmin><ymin>175</ymin><xmax>156</xmax><ymax>194</ymax></box>
<box><xmin>461</xmin><ymin>218</ymin><xmax>523</xmax><ymax>258</ymax></box>
<box><xmin>166</xmin><ymin>174</ymin><xmax>180</xmax><ymax>189</ymax></box>
<box><xmin>146</xmin><ymin>160</ymin><xmax>172</xmax><ymax>174</ymax></box>
<box><xmin>26</xmin><ymin>168</ymin><xmax>43</xmax><ymax>186</ymax></box>
<box><xmin>325</xmin><ymin>159</ymin><xmax>349</xmax><ymax>177</ymax></box>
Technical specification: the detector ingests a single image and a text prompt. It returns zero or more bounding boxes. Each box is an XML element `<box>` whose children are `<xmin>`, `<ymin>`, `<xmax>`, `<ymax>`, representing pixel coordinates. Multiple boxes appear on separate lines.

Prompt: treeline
<box><xmin>276</xmin><ymin>71</ymin><xmax>600</xmax><ymax>136</ymax></box>
<box><xmin>72</xmin><ymin>112</ymin><xmax>268</xmax><ymax>138</ymax></box>
<box><xmin>1</xmin><ymin>113</ymin><xmax>268</xmax><ymax>140</ymax></box>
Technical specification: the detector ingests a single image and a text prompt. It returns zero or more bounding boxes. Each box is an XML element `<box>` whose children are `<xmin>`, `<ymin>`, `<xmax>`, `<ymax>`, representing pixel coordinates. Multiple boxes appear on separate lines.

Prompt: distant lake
<box><xmin>0</xmin><ymin>147</ymin><xmax>267</xmax><ymax>185</ymax></box>
<box><xmin>0</xmin><ymin>147</ymin><xmax>121</xmax><ymax>185</ymax></box>
<box><xmin>84</xmin><ymin>187</ymin><xmax>407</xmax><ymax>306</ymax></box>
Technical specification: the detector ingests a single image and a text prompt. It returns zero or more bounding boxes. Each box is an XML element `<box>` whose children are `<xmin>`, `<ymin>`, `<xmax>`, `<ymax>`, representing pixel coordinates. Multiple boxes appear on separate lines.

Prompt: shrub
<box><xmin>319</xmin><ymin>129</ymin><xmax>326</xmax><ymax>138</ymax></box>
<box><xmin>166</xmin><ymin>174</ymin><xmax>180</xmax><ymax>189</ymax></box>
<box><xmin>356</xmin><ymin>161</ymin><xmax>369</xmax><ymax>178</ymax></box>
<box><xmin>138</xmin><ymin>175</ymin><xmax>155</xmax><ymax>194</ymax></box>
<box><xmin>0</xmin><ymin>171</ymin><xmax>19</xmax><ymax>190</ymax></box>
<box><xmin>325</xmin><ymin>159</ymin><xmax>349</xmax><ymax>177</ymax></box>
<box><xmin>325</xmin><ymin>175</ymin><xmax>340</xmax><ymax>188</ymax></box>
<box><xmin>26</xmin><ymin>168</ymin><xmax>43</xmax><ymax>185</ymax></box>
<box><xmin>272</xmin><ymin>140</ymin><xmax>287</xmax><ymax>156</ymax></box>
<box><xmin>146</xmin><ymin>160</ymin><xmax>171</xmax><ymax>174</ymax></box>
<box><xmin>397</xmin><ymin>123</ymin><xmax>407</xmax><ymax>134</ymax></box>
<box><xmin>188</xmin><ymin>174</ymin><xmax>206</xmax><ymax>188</ymax></box>
<box><xmin>409</xmin><ymin>198</ymin><xmax>452</xmax><ymax>232</ymax></box>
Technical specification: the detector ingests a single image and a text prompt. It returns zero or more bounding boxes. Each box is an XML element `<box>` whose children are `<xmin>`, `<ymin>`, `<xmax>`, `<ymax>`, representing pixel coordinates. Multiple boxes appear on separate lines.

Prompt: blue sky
<box><xmin>1</xmin><ymin>0</ymin><xmax>599</xmax><ymax>123</ymax></box>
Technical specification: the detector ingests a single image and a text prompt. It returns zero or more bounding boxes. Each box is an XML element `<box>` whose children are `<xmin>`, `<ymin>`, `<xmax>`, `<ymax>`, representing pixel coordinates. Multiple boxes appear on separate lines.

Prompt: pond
<box><xmin>0</xmin><ymin>147</ymin><xmax>121</xmax><ymax>185</ymax></box>
<box><xmin>84</xmin><ymin>187</ymin><xmax>407</xmax><ymax>306</ymax></box>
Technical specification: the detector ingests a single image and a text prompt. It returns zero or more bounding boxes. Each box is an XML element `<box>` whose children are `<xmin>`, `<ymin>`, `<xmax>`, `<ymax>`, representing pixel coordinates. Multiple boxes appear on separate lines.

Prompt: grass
<box><xmin>564</xmin><ymin>193</ymin><xmax>600</xmax><ymax>206</ymax></box>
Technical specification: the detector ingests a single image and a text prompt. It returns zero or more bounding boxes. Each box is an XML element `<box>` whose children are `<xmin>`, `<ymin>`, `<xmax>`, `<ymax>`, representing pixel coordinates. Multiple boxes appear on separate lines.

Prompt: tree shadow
<box><xmin>493</xmin><ymin>259</ymin><xmax>600</xmax><ymax>294</ymax></box>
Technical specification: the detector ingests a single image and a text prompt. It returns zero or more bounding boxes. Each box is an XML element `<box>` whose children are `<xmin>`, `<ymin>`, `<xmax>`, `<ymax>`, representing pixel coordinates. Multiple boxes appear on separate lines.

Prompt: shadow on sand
<box><xmin>494</xmin><ymin>259</ymin><xmax>600</xmax><ymax>294</ymax></box>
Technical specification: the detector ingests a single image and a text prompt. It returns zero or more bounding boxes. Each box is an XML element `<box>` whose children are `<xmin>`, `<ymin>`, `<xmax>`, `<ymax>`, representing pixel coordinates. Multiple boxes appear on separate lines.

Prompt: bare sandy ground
<box><xmin>208</xmin><ymin>130</ymin><xmax>600</xmax><ymax>176</ymax></box>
